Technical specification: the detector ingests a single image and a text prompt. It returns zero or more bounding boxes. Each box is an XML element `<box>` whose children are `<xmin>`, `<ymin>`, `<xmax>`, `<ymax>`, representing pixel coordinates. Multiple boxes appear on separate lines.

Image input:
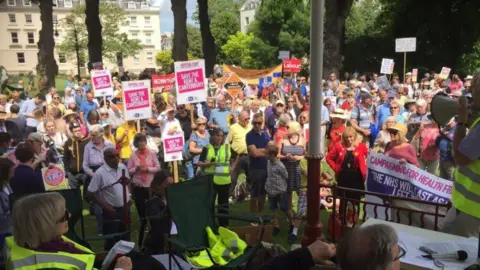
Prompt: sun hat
<box><xmin>330</xmin><ymin>108</ymin><xmax>348</xmax><ymax>120</ymax></box>
<box><xmin>62</xmin><ymin>110</ymin><xmax>77</xmax><ymax>119</ymax></box>
<box><xmin>404</xmin><ymin>99</ymin><xmax>416</xmax><ymax>109</ymax></box>
<box><xmin>387</xmin><ymin>123</ymin><xmax>408</xmax><ymax>137</ymax></box>
<box><xmin>465</xmin><ymin>75</ymin><xmax>473</xmax><ymax>80</ymax></box>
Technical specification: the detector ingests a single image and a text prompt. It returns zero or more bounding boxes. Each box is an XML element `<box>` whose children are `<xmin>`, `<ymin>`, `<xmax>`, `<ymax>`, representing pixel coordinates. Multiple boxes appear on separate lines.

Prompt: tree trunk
<box><xmin>324</xmin><ymin>0</ymin><xmax>354</xmax><ymax>77</ymax></box>
<box><xmin>36</xmin><ymin>0</ymin><xmax>58</xmax><ymax>94</ymax></box>
<box><xmin>197</xmin><ymin>0</ymin><xmax>216</xmax><ymax>77</ymax></box>
<box><xmin>171</xmin><ymin>0</ymin><xmax>189</xmax><ymax>62</ymax></box>
<box><xmin>85</xmin><ymin>0</ymin><xmax>103</xmax><ymax>70</ymax></box>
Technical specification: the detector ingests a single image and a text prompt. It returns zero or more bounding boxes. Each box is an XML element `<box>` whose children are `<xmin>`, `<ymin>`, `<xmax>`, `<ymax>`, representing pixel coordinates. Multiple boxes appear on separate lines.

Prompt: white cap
<box><xmin>466</xmin><ymin>75</ymin><xmax>473</xmax><ymax>80</ymax></box>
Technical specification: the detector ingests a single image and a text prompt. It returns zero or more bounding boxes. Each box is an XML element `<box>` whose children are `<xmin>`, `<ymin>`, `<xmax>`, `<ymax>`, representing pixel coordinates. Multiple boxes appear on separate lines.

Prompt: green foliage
<box><xmin>187</xmin><ymin>25</ymin><xmax>203</xmax><ymax>59</ymax></box>
<box><xmin>221</xmin><ymin>32</ymin><xmax>253</xmax><ymax>66</ymax></box>
<box><xmin>155</xmin><ymin>51</ymin><xmax>174</xmax><ymax>73</ymax></box>
<box><xmin>345</xmin><ymin>0</ymin><xmax>382</xmax><ymax>41</ymax></box>
<box><xmin>56</xmin><ymin>2</ymin><xmax>142</xmax><ymax>63</ymax></box>
<box><xmin>459</xmin><ymin>40</ymin><xmax>480</xmax><ymax>74</ymax></box>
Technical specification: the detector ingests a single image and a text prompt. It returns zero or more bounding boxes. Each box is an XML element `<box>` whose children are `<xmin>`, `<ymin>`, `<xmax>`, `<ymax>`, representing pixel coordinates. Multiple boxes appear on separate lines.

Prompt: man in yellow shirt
<box><xmin>227</xmin><ymin>110</ymin><xmax>252</xmax><ymax>196</ymax></box>
<box><xmin>115</xmin><ymin>120</ymin><xmax>137</xmax><ymax>162</ymax></box>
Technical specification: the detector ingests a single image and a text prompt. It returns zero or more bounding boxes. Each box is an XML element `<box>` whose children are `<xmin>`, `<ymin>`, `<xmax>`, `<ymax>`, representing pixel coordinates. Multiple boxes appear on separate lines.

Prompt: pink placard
<box><xmin>93</xmin><ymin>75</ymin><xmax>111</xmax><ymax>89</ymax></box>
<box><xmin>43</xmin><ymin>167</ymin><xmax>65</xmax><ymax>187</ymax></box>
<box><xmin>124</xmin><ymin>88</ymin><xmax>150</xmax><ymax>110</ymax></box>
<box><xmin>164</xmin><ymin>136</ymin><xmax>184</xmax><ymax>154</ymax></box>
<box><xmin>176</xmin><ymin>69</ymin><xmax>205</xmax><ymax>93</ymax></box>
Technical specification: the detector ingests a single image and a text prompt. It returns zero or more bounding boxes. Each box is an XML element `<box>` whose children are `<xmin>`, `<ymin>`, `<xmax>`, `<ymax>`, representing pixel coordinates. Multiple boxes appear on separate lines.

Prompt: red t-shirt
<box><xmin>341</xmin><ymin>101</ymin><xmax>356</xmax><ymax>111</ymax></box>
<box><xmin>274</xmin><ymin>126</ymin><xmax>288</xmax><ymax>144</ymax></box>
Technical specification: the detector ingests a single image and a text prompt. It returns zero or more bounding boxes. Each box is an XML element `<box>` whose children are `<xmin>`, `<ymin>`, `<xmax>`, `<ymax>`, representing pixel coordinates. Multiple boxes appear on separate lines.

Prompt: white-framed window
<box><xmin>245</xmin><ymin>17</ymin><xmax>250</xmax><ymax>25</ymax></box>
<box><xmin>8</xmin><ymin>14</ymin><xmax>16</xmax><ymax>23</ymax></box>
<box><xmin>17</xmin><ymin>53</ymin><xmax>25</xmax><ymax>64</ymax></box>
<box><xmin>144</xmin><ymin>16</ymin><xmax>150</xmax><ymax>25</ymax></box>
<box><xmin>27</xmin><ymin>32</ymin><xmax>35</xmax><ymax>44</ymax></box>
<box><xmin>7</xmin><ymin>0</ymin><xmax>16</xmax><ymax>6</ymax></box>
<box><xmin>25</xmin><ymin>14</ymin><xmax>33</xmax><ymax>23</ymax></box>
<box><xmin>147</xmin><ymin>57</ymin><xmax>153</xmax><ymax>64</ymax></box>
<box><xmin>23</xmin><ymin>0</ymin><xmax>31</xmax><ymax>6</ymax></box>
<box><xmin>141</xmin><ymin>2</ymin><xmax>149</xmax><ymax>9</ymax></box>
<box><xmin>131</xmin><ymin>32</ymin><xmax>138</xmax><ymax>39</ymax></box>
<box><xmin>133</xmin><ymin>56</ymin><xmax>139</xmax><ymax>64</ymax></box>
<box><xmin>11</xmin><ymin>32</ymin><xmax>18</xmax><ymax>43</ymax></box>
<box><xmin>58</xmin><ymin>53</ymin><xmax>66</xmax><ymax>63</ymax></box>
<box><xmin>128</xmin><ymin>1</ymin><xmax>136</xmax><ymax>9</ymax></box>
<box><xmin>52</xmin><ymin>14</ymin><xmax>58</xmax><ymax>24</ymax></box>
<box><xmin>52</xmin><ymin>0</ymin><xmax>58</xmax><ymax>7</ymax></box>
<box><xmin>130</xmin><ymin>16</ymin><xmax>137</xmax><ymax>24</ymax></box>
<box><xmin>145</xmin><ymin>33</ymin><xmax>152</xmax><ymax>44</ymax></box>
<box><xmin>64</xmin><ymin>0</ymin><xmax>72</xmax><ymax>8</ymax></box>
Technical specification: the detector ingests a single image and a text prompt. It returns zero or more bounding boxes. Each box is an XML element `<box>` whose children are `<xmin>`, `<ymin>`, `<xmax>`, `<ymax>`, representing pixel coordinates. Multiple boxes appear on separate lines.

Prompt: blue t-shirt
<box><xmin>208</xmin><ymin>108</ymin><xmax>230</xmax><ymax>135</ymax></box>
<box><xmin>435</xmin><ymin>126</ymin><xmax>456</xmax><ymax>162</ymax></box>
<box><xmin>246</xmin><ymin>129</ymin><xmax>271</xmax><ymax>170</ymax></box>
<box><xmin>80</xmin><ymin>101</ymin><xmax>98</xmax><ymax>123</ymax></box>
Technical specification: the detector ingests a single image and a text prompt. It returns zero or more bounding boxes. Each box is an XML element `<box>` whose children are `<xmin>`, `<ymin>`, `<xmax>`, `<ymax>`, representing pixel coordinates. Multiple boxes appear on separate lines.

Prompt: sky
<box><xmin>152</xmin><ymin>0</ymin><xmax>197</xmax><ymax>33</ymax></box>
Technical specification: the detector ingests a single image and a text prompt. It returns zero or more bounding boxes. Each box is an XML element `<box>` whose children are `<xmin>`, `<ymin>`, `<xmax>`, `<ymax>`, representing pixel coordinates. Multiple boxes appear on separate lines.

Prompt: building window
<box><xmin>23</xmin><ymin>0</ymin><xmax>31</xmax><ymax>6</ymax></box>
<box><xmin>7</xmin><ymin>0</ymin><xmax>16</xmax><ymax>6</ymax></box>
<box><xmin>144</xmin><ymin>16</ymin><xmax>150</xmax><ymax>25</ymax></box>
<box><xmin>64</xmin><ymin>0</ymin><xmax>72</xmax><ymax>8</ymax></box>
<box><xmin>130</xmin><ymin>16</ymin><xmax>137</xmax><ymax>24</ymax></box>
<box><xmin>245</xmin><ymin>17</ymin><xmax>250</xmax><ymax>25</ymax></box>
<box><xmin>141</xmin><ymin>2</ymin><xmax>148</xmax><ymax>9</ymax></box>
<box><xmin>128</xmin><ymin>1</ymin><xmax>136</xmax><ymax>9</ymax></box>
<box><xmin>145</xmin><ymin>33</ymin><xmax>152</xmax><ymax>44</ymax></box>
<box><xmin>133</xmin><ymin>56</ymin><xmax>139</xmax><ymax>64</ymax></box>
<box><xmin>131</xmin><ymin>32</ymin><xmax>138</xmax><ymax>39</ymax></box>
<box><xmin>17</xmin><ymin>53</ymin><xmax>25</xmax><ymax>64</ymax></box>
<box><xmin>52</xmin><ymin>14</ymin><xmax>58</xmax><ymax>24</ymax></box>
<box><xmin>27</xmin><ymin>32</ymin><xmax>35</xmax><ymax>44</ymax></box>
<box><xmin>58</xmin><ymin>53</ymin><xmax>66</xmax><ymax>63</ymax></box>
<box><xmin>147</xmin><ymin>57</ymin><xmax>153</xmax><ymax>64</ymax></box>
<box><xmin>25</xmin><ymin>14</ymin><xmax>33</xmax><ymax>23</ymax></box>
<box><xmin>11</xmin><ymin>32</ymin><xmax>18</xmax><ymax>44</ymax></box>
<box><xmin>8</xmin><ymin>14</ymin><xmax>16</xmax><ymax>23</ymax></box>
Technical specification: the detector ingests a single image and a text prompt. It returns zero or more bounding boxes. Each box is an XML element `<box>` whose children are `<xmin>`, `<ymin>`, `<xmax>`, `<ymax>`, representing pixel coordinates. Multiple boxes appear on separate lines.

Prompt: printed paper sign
<box><xmin>151</xmin><ymin>74</ymin><xmax>175</xmax><ymax>93</ymax></box>
<box><xmin>380</xmin><ymin>58</ymin><xmax>394</xmax><ymax>74</ymax></box>
<box><xmin>278</xmin><ymin>50</ymin><xmax>290</xmax><ymax>60</ymax></box>
<box><xmin>92</xmin><ymin>62</ymin><xmax>103</xmax><ymax>70</ymax></box>
<box><xmin>377</xmin><ymin>75</ymin><xmax>391</xmax><ymax>90</ymax></box>
<box><xmin>174</xmin><ymin>59</ymin><xmax>207</xmax><ymax>105</ymax></box>
<box><xmin>283</xmin><ymin>59</ymin><xmax>302</xmax><ymax>73</ymax></box>
<box><xmin>439</xmin><ymin>67</ymin><xmax>451</xmax><ymax>79</ymax></box>
<box><xmin>163</xmin><ymin>132</ymin><xmax>184</xmax><ymax>162</ymax></box>
<box><xmin>122</xmin><ymin>80</ymin><xmax>152</xmax><ymax>121</ymax></box>
<box><xmin>91</xmin><ymin>70</ymin><xmax>114</xmax><ymax>97</ymax></box>
<box><xmin>223</xmin><ymin>72</ymin><xmax>244</xmax><ymax>97</ymax></box>
<box><xmin>42</xmin><ymin>164</ymin><xmax>69</xmax><ymax>191</ymax></box>
<box><xmin>395</xmin><ymin>37</ymin><xmax>417</xmax><ymax>52</ymax></box>
<box><xmin>412</xmin><ymin>69</ymin><xmax>418</xmax><ymax>82</ymax></box>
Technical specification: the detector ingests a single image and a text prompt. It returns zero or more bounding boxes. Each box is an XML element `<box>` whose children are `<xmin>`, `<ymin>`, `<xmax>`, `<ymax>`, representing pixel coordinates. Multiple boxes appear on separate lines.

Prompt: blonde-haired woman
<box><xmin>389</xmin><ymin>99</ymin><xmax>405</xmax><ymax>124</ymax></box>
<box><xmin>384</xmin><ymin>123</ymin><xmax>418</xmax><ymax>166</ymax></box>
<box><xmin>189</xmin><ymin>117</ymin><xmax>210</xmax><ymax>177</ymax></box>
<box><xmin>372</xmin><ymin>116</ymin><xmax>396</xmax><ymax>153</ymax></box>
<box><xmin>6</xmin><ymin>192</ymin><xmax>132</xmax><ymax>269</ymax></box>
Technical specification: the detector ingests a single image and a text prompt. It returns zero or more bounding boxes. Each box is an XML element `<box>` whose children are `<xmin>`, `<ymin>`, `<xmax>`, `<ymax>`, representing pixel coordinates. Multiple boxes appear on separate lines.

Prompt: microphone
<box><xmin>422</xmin><ymin>250</ymin><xmax>468</xmax><ymax>261</ymax></box>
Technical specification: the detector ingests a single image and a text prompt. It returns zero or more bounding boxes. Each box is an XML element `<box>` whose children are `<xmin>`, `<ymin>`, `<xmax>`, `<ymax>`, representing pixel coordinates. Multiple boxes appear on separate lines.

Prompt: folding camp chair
<box><xmin>166</xmin><ymin>174</ymin><xmax>273</xmax><ymax>269</ymax></box>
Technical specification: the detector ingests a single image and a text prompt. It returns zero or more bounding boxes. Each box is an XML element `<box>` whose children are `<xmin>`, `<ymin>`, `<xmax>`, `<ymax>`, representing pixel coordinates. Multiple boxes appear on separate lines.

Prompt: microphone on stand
<box><xmin>422</xmin><ymin>250</ymin><xmax>468</xmax><ymax>261</ymax></box>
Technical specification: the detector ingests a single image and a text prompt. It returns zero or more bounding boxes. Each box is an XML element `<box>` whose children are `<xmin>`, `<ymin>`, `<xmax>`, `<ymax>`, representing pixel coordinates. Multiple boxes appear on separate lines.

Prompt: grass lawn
<box><xmin>9</xmin><ymin>75</ymin><xmax>69</xmax><ymax>97</ymax></box>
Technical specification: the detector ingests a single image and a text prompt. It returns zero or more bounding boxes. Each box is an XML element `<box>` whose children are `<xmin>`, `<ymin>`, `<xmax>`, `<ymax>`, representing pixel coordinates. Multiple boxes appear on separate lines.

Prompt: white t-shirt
<box><xmin>88</xmin><ymin>163</ymin><xmax>129</xmax><ymax>208</ymax></box>
<box><xmin>157</xmin><ymin>113</ymin><xmax>183</xmax><ymax>138</ymax></box>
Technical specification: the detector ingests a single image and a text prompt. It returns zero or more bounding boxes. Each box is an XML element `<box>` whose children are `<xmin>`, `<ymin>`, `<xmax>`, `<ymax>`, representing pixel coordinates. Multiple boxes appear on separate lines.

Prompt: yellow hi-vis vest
<box><xmin>185</xmin><ymin>226</ymin><xmax>247</xmax><ymax>269</ymax></box>
<box><xmin>452</xmin><ymin>117</ymin><xmax>480</xmax><ymax>218</ymax></box>
<box><xmin>203</xmin><ymin>144</ymin><xmax>231</xmax><ymax>185</ymax></box>
<box><xmin>5</xmin><ymin>236</ymin><xmax>95</xmax><ymax>270</ymax></box>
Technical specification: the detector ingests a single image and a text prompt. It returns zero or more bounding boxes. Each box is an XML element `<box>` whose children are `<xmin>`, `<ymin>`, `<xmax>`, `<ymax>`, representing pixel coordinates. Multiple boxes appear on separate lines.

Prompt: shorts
<box><xmin>297</xmin><ymin>190</ymin><xmax>307</xmax><ymax>217</ymax></box>
<box><xmin>247</xmin><ymin>169</ymin><xmax>267</xmax><ymax>198</ymax></box>
<box><xmin>268</xmin><ymin>193</ymin><xmax>288</xmax><ymax>212</ymax></box>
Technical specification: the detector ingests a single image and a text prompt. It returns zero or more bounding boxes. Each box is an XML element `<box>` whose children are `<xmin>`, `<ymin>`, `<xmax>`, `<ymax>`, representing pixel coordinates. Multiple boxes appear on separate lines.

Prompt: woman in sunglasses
<box><xmin>384</xmin><ymin>123</ymin><xmax>418</xmax><ymax>166</ymax></box>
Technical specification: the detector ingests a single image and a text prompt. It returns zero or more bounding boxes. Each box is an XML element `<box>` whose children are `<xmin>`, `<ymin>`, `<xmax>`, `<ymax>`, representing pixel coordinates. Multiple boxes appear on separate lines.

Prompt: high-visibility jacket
<box><xmin>203</xmin><ymin>144</ymin><xmax>231</xmax><ymax>185</ymax></box>
<box><xmin>5</xmin><ymin>236</ymin><xmax>95</xmax><ymax>270</ymax></box>
<box><xmin>185</xmin><ymin>226</ymin><xmax>247</xmax><ymax>269</ymax></box>
<box><xmin>452</xmin><ymin>117</ymin><xmax>480</xmax><ymax>218</ymax></box>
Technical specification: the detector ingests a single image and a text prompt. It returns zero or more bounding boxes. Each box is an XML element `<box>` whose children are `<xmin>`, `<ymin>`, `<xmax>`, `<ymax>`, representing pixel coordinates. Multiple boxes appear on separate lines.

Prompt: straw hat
<box><xmin>62</xmin><ymin>110</ymin><xmax>77</xmax><ymax>119</ymax></box>
<box><xmin>330</xmin><ymin>108</ymin><xmax>348</xmax><ymax>120</ymax></box>
<box><xmin>387</xmin><ymin>123</ymin><xmax>408</xmax><ymax>137</ymax></box>
<box><xmin>0</xmin><ymin>111</ymin><xmax>7</xmax><ymax>120</ymax></box>
<box><xmin>404</xmin><ymin>99</ymin><xmax>416</xmax><ymax>109</ymax></box>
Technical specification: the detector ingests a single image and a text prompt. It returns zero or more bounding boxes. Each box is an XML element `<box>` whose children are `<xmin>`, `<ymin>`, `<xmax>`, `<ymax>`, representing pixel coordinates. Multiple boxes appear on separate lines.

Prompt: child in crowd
<box><xmin>265</xmin><ymin>144</ymin><xmax>293</xmax><ymax>237</ymax></box>
<box><xmin>320</xmin><ymin>172</ymin><xmax>336</xmax><ymax>210</ymax></box>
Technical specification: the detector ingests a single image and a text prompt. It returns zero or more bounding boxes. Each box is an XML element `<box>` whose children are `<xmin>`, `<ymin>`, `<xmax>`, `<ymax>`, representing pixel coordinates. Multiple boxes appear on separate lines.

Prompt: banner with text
<box><xmin>122</xmin><ymin>80</ymin><xmax>152</xmax><ymax>121</ymax></box>
<box><xmin>152</xmin><ymin>74</ymin><xmax>175</xmax><ymax>93</ymax></box>
<box><xmin>163</xmin><ymin>132</ymin><xmax>185</xmax><ymax>162</ymax></box>
<box><xmin>283</xmin><ymin>59</ymin><xmax>302</xmax><ymax>73</ymax></box>
<box><xmin>174</xmin><ymin>59</ymin><xmax>207</xmax><ymax>105</ymax></box>
<box><xmin>366</xmin><ymin>152</ymin><xmax>452</xmax><ymax>204</ymax></box>
<box><xmin>42</xmin><ymin>164</ymin><xmax>69</xmax><ymax>191</ymax></box>
<box><xmin>92</xmin><ymin>69</ymin><xmax>114</xmax><ymax>97</ymax></box>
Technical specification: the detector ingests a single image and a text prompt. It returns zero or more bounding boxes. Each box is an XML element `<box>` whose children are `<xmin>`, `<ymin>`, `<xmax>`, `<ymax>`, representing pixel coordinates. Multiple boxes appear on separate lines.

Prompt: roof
<box><xmin>240</xmin><ymin>0</ymin><xmax>261</xmax><ymax>11</ymax></box>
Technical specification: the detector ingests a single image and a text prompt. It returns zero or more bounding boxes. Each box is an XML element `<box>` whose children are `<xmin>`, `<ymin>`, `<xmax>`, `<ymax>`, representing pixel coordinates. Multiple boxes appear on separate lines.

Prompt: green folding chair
<box><xmin>166</xmin><ymin>174</ymin><xmax>273</xmax><ymax>269</ymax></box>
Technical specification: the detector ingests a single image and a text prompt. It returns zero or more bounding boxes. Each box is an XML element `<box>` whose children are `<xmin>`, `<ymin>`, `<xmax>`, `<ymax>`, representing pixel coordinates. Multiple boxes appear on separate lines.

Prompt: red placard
<box><xmin>283</xmin><ymin>59</ymin><xmax>302</xmax><ymax>73</ymax></box>
<box><xmin>151</xmin><ymin>74</ymin><xmax>175</xmax><ymax>93</ymax></box>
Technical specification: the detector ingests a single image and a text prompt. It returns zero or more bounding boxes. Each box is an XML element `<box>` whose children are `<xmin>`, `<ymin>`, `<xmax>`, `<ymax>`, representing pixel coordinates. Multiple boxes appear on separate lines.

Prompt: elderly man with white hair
<box><xmin>406</xmin><ymin>98</ymin><xmax>429</xmax><ymax>141</ymax></box>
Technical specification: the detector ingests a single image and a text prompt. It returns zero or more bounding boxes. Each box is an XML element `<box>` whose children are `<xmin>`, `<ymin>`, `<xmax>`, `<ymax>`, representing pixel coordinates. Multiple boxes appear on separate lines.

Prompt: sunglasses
<box><xmin>288</xmin><ymin>100</ymin><xmax>294</xmax><ymax>103</ymax></box>
<box><xmin>253</xmin><ymin>121</ymin><xmax>262</xmax><ymax>125</ymax></box>
<box><xmin>197</xmin><ymin>123</ymin><xmax>206</xmax><ymax>126</ymax></box>
<box><xmin>141</xmin><ymin>128</ymin><xmax>147</xmax><ymax>131</ymax></box>
<box><xmin>391</xmin><ymin>107</ymin><xmax>399</xmax><ymax>109</ymax></box>
<box><xmin>177</xmin><ymin>107</ymin><xmax>185</xmax><ymax>110</ymax></box>
<box><xmin>388</xmin><ymin>130</ymin><xmax>399</xmax><ymax>135</ymax></box>
<box><xmin>226</xmin><ymin>102</ymin><xmax>232</xmax><ymax>104</ymax></box>
<box><xmin>393</xmin><ymin>246</ymin><xmax>406</xmax><ymax>262</ymax></box>
<box><xmin>300</xmin><ymin>116</ymin><xmax>307</xmax><ymax>119</ymax></box>
<box><xmin>53</xmin><ymin>97</ymin><xmax>60</xmax><ymax>99</ymax></box>
<box><xmin>101</xmin><ymin>113</ymin><xmax>108</xmax><ymax>116</ymax></box>
<box><xmin>57</xmin><ymin>210</ymin><xmax>70</xmax><ymax>223</ymax></box>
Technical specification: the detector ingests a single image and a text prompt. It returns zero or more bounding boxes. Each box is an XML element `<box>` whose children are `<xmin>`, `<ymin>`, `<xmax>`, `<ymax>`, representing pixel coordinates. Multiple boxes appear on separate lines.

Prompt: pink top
<box><xmin>127</xmin><ymin>149</ymin><xmax>161</xmax><ymax>187</ymax></box>
<box><xmin>420</xmin><ymin>126</ymin><xmax>440</xmax><ymax>161</ymax></box>
<box><xmin>384</xmin><ymin>143</ymin><xmax>419</xmax><ymax>167</ymax></box>
<box><xmin>448</xmin><ymin>80</ymin><xmax>463</xmax><ymax>95</ymax></box>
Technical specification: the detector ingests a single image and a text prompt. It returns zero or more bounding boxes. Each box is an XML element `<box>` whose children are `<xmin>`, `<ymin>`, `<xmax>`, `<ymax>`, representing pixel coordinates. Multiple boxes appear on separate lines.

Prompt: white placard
<box><xmin>278</xmin><ymin>50</ymin><xmax>290</xmax><ymax>60</ymax></box>
<box><xmin>174</xmin><ymin>59</ymin><xmax>207</xmax><ymax>105</ymax></box>
<box><xmin>395</xmin><ymin>37</ymin><xmax>417</xmax><ymax>52</ymax></box>
<box><xmin>121</xmin><ymin>80</ymin><xmax>152</xmax><ymax>121</ymax></box>
<box><xmin>163</xmin><ymin>132</ymin><xmax>184</xmax><ymax>162</ymax></box>
<box><xmin>380</xmin><ymin>58</ymin><xmax>394</xmax><ymax>74</ymax></box>
<box><xmin>91</xmin><ymin>70</ymin><xmax>114</xmax><ymax>97</ymax></box>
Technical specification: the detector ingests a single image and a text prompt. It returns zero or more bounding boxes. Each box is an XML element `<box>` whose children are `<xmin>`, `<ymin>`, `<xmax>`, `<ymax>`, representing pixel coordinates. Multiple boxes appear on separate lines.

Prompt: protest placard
<box><xmin>42</xmin><ymin>164</ymin><xmax>69</xmax><ymax>191</ymax></box>
<box><xmin>92</xmin><ymin>62</ymin><xmax>103</xmax><ymax>70</ymax></box>
<box><xmin>91</xmin><ymin>70</ymin><xmax>114</xmax><ymax>97</ymax></box>
<box><xmin>163</xmin><ymin>132</ymin><xmax>184</xmax><ymax>162</ymax></box>
<box><xmin>278</xmin><ymin>51</ymin><xmax>290</xmax><ymax>60</ymax></box>
<box><xmin>151</xmin><ymin>74</ymin><xmax>175</xmax><ymax>93</ymax></box>
<box><xmin>223</xmin><ymin>72</ymin><xmax>245</xmax><ymax>97</ymax></box>
<box><xmin>377</xmin><ymin>75</ymin><xmax>391</xmax><ymax>90</ymax></box>
<box><xmin>174</xmin><ymin>59</ymin><xmax>207</xmax><ymax>105</ymax></box>
<box><xmin>412</xmin><ymin>68</ymin><xmax>418</xmax><ymax>82</ymax></box>
<box><xmin>395</xmin><ymin>37</ymin><xmax>417</xmax><ymax>52</ymax></box>
<box><xmin>283</xmin><ymin>59</ymin><xmax>302</xmax><ymax>73</ymax></box>
<box><xmin>122</xmin><ymin>80</ymin><xmax>152</xmax><ymax>121</ymax></box>
<box><xmin>380</xmin><ymin>58</ymin><xmax>394</xmax><ymax>74</ymax></box>
<box><xmin>439</xmin><ymin>67</ymin><xmax>451</xmax><ymax>79</ymax></box>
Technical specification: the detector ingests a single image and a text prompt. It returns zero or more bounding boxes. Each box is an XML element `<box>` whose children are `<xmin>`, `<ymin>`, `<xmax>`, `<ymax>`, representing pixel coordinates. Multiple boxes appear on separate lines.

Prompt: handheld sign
<box><xmin>42</xmin><ymin>164</ymin><xmax>69</xmax><ymax>191</ymax></box>
<box><xmin>223</xmin><ymin>72</ymin><xmax>244</xmax><ymax>97</ymax></box>
<box><xmin>122</xmin><ymin>80</ymin><xmax>152</xmax><ymax>121</ymax></box>
<box><xmin>439</xmin><ymin>67</ymin><xmax>451</xmax><ymax>79</ymax></box>
<box><xmin>412</xmin><ymin>69</ymin><xmax>418</xmax><ymax>82</ymax></box>
<box><xmin>92</xmin><ymin>70</ymin><xmax>114</xmax><ymax>97</ymax></box>
<box><xmin>163</xmin><ymin>132</ymin><xmax>184</xmax><ymax>162</ymax></box>
<box><xmin>377</xmin><ymin>75</ymin><xmax>391</xmax><ymax>91</ymax></box>
<box><xmin>278</xmin><ymin>51</ymin><xmax>290</xmax><ymax>60</ymax></box>
<box><xmin>380</xmin><ymin>58</ymin><xmax>394</xmax><ymax>75</ymax></box>
<box><xmin>174</xmin><ymin>59</ymin><xmax>207</xmax><ymax>105</ymax></box>
<box><xmin>151</xmin><ymin>74</ymin><xmax>175</xmax><ymax>93</ymax></box>
<box><xmin>395</xmin><ymin>37</ymin><xmax>417</xmax><ymax>52</ymax></box>
<box><xmin>283</xmin><ymin>59</ymin><xmax>302</xmax><ymax>73</ymax></box>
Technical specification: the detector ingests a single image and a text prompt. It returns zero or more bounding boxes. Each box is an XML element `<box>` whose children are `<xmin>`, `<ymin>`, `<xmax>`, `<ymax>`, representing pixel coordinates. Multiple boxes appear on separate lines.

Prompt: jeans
<box><xmin>94</xmin><ymin>204</ymin><xmax>103</xmax><ymax>234</ymax></box>
<box><xmin>67</xmin><ymin>172</ymin><xmax>87</xmax><ymax>189</ymax></box>
<box><xmin>214</xmin><ymin>184</ymin><xmax>230</xmax><ymax>227</ymax></box>
<box><xmin>103</xmin><ymin>206</ymin><xmax>130</xmax><ymax>250</ymax></box>
<box><xmin>132</xmin><ymin>185</ymin><xmax>150</xmax><ymax>247</ymax></box>
<box><xmin>185</xmin><ymin>161</ymin><xmax>194</xmax><ymax>180</ymax></box>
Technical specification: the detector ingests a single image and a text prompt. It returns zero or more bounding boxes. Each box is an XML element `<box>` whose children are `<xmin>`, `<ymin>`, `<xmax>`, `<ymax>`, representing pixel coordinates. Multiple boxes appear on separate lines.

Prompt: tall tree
<box><xmin>171</xmin><ymin>0</ymin><xmax>189</xmax><ymax>61</ymax></box>
<box><xmin>85</xmin><ymin>0</ymin><xmax>102</xmax><ymax>69</ymax></box>
<box><xmin>197</xmin><ymin>0</ymin><xmax>217</xmax><ymax>76</ymax></box>
<box><xmin>33</xmin><ymin>0</ymin><xmax>58</xmax><ymax>93</ymax></box>
<box><xmin>187</xmin><ymin>25</ymin><xmax>203</xmax><ymax>59</ymax></box>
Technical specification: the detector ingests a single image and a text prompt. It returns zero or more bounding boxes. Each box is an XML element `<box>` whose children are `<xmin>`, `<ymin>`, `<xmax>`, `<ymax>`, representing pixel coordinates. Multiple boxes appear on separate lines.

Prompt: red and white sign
<box><xmin>439</xmin><ymin>67</ymin><xmax>451</xmax><ymax>79</ymax></box>
<box><xmin>283</xmin><ymin>59</ymin><xmax>302</xmax><ymax>73</ymax></box>
<box><xmin>152</xmin><ymin>74</ymin><xmax>175</xmax><ymax>93</ymax></box>
<box><xmin>412</xmin><ymin>68</ymin><xmax>418</xmax><ymax>82</ymax></box>
<box><xmin>91</xmin><ymin>69</ymin><xmax>114</xmax><ymax>97</ymax></box>
<box><xmin>174</xmin><ymin>59</ymin><xmax>207</xmax><ymax>105</ymax></box>
<box><xmin>163</xmin><ymin>132</ymin><xmax>184</xmax><ymax>162</ymax></box>
<box><xmin>122</xmin><ymin>80</ymin><xmax>152</xmax><ymax>121</ymax></box>
<box><xmin>42</xmin><ymin>164</ymin><xmax>69</xmax><ymax>191</ymax></box>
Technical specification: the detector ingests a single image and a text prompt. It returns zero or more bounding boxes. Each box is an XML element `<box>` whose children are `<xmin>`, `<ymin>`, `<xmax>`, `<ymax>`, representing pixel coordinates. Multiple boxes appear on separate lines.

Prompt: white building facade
<box><xmin>239</xmin><ymin>0</ymin><xmax>260</xmax><ymax>33</ymax></box>
<box><xmin>0</xmin><ymin>0</ymin><xmax>161</xmax><ymax>75</ymax></box>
